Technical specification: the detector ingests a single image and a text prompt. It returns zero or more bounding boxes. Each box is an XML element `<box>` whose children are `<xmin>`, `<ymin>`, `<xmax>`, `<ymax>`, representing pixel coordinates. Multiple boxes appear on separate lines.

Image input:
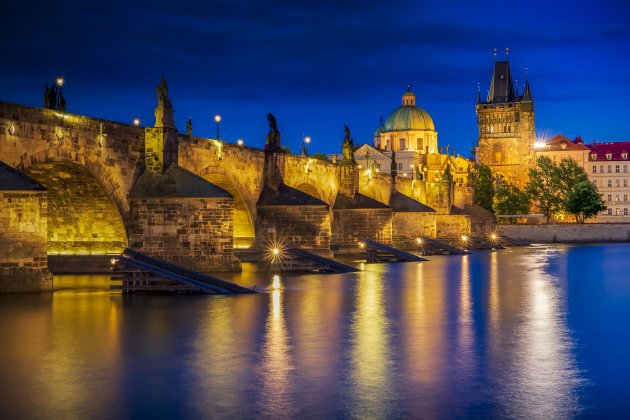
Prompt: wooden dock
<box><xmin>362</xmin><ymin>240</ymin><xmax>428</xmax><ymax>263</ymax></box>
<box><xmin>111</xmin><ymin>249</ymin><xmax>256</xmax><ymax>294</ymax></box>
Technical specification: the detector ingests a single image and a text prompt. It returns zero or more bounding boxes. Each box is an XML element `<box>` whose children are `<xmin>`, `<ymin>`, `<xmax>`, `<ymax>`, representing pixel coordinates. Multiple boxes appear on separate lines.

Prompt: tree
<box><xmin>525</xmin><ymin>156</ymin><xmax>563</xmax><ymax>219</ymax></box>
<box><xmin>494</xmin><ymin>181</ymin><xmax>530</xmax><ymax>222</ymax></box>
<box><xmin>557</xmin><ymin>158</ymin><xmax>589</xmax><ymax>204</ymax></box>
<box><xmin>473</xmin><ymin>164</ymin><xmax>494</xmax><ymax>213</ymax></box>
<box><xmin>565</xmin><ymin>180</ymin><xmax>606</xmax><ymax>223</ymax></box>
<box><xmin>310</xmin><ymin>153</ymin><xmax>329</xmax><ymax>161</ymax></box>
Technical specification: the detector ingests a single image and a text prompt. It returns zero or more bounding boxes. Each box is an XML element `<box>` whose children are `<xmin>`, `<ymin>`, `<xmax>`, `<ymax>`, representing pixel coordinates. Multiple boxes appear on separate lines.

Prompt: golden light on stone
<box><xmin>133</xmin><ymin>118</ymin><xmax>140</xmax><ymax>126</ymax></box>
<box><xmin>55</xmin><ymin>129</ymin><xmax>64</xmax><ymax>140</ymax></box>
<box><xmin>8</xmin><ymin>123</ymin><xmax>16</xmax><ymax>135</ymax></box>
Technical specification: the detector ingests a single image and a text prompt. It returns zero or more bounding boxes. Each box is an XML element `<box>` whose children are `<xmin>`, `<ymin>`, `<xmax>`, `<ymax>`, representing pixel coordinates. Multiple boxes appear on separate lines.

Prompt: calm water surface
<box><xmin>1</xmin><ymin>244</ymin><xmax>630</xmax><ymax>419</ymax></box>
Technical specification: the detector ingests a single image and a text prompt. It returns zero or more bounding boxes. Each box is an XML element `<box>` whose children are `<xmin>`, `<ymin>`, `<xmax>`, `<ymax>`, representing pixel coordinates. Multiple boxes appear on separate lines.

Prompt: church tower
<box><xmin>475</xmin><ymin>50</ymin><xmax>535</xmax><ymax>187</ymax></box>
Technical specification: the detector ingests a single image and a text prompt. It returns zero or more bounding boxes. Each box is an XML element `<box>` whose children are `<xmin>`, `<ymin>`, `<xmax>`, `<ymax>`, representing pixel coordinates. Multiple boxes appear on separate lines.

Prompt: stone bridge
<box><xmin>0</xmin><ymin>96</ymin><xmax>487</xmax><ymax>292</ymax></box>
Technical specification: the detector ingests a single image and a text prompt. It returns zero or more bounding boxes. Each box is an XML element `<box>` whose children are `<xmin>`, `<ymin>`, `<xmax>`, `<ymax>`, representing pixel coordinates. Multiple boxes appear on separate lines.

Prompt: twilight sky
<box><xmin>2</xmin><ymin>0</ymin><xmax>629</xmax><ymax>156</ymax></box>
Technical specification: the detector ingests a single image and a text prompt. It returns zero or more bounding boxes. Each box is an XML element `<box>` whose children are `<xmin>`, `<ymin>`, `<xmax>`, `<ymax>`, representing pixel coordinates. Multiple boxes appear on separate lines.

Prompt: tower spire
<box><xmin>477</xmin><ymin>82</ymin><xmax>481</xmax><ymax>104</ymax></box>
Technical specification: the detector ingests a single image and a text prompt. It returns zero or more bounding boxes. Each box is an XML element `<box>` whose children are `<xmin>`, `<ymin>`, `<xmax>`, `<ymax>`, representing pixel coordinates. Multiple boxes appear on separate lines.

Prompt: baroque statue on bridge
<box><xmin>341</xmin><ymin>124</ymin><xmax>356</xmax><ymax>163</ymax></box>
<box><xmin>156</xmin><ymin>76</ymin><xmax>172</xmax><ymax>109</ymax></box>
<box><xmin>265</xmin><ymin>113</ymin><xmax>282</xmax><ymax>151</ymax></box>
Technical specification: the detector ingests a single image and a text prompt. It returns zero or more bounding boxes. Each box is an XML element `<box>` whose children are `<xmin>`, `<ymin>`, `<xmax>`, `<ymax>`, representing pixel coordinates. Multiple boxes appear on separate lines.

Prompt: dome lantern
<box><xmin>402</xmin><ymin>85</ymin><xmax>416</xmax><ymax>106</ymax></box>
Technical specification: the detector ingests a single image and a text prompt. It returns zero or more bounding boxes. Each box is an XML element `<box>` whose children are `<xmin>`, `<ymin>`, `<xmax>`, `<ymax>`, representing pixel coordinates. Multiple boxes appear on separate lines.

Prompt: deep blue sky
<box><xmin>2</xmin><ymin>0</ymin><xmax>629</xmax><ymax>156</ymax></box>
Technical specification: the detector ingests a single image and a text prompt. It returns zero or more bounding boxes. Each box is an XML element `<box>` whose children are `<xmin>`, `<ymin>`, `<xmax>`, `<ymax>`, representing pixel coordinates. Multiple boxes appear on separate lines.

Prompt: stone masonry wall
<box><xmin>436</xmin><ymin>214</ymin><xmax>471</xmax><ymax>243</ymax></box>
<box><xmin>392</xmin><ymin>212</ymin><xmax>436</xmax><ymax>249</ymax></box>
<box><xmin>255</xmin><ymin>205</ymin><xmax>332</xmax><ymax>257</ymax></box>
<box><xmin>128</xmin><ymin>197</ymin><xmax>240</xmax><ymax>272</ymax></box>
<box><xmin>24</xmin><ymin>162</ymin><xmax>127</xmax><ymax>254</ymax></box>
<box><xmin>332</xmin><ymin>208</ymin><xmax>393</xmax><ymax>250</ymax></box>
<box><xmin>498</xmin><ymin>223</ymin><xmax>630</xmax><ymax>243</ymax></box>
<box><xmin>0</xmin><ymin>191</ymin><xmax>52</xmax><ymax>292</ymax></box>
<box><xmin>0</xmin><ymin>101</ymin><xmax>144</xmax><ymax>220</ymax></box>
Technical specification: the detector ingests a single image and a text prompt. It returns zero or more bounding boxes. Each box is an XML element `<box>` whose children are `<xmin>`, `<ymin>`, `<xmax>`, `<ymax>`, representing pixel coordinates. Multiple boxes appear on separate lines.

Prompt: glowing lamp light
<box><xmin>271</xmin><ymin>274</ymin><xmax>281</xmax><ymax>290</ymax></box>
<box><xmin>416</xmin><ymin>237</ymin><xmax>423</xmax><ymax>245</ymax></box>
<box><xmin>110</xmin><ymin>258</ymin><xmax>118</xmax><ymax>266</ymax></box>
<box><xmin>8</xmin><ymin>123</ymin><xmax>16</xmax><ymax>135</ymax></box>
<box><xmin>133</xmin><ymin>118</ymin><xmax>140</xmax><ymax>126</ymax></box>
<box><xmin>490</xmin><ymin>233</ymin><xmax>498</xmax><ymax>241</ymax></box>
<box><xmin>272</xmin><ymin>248</ymin><xmax>280</xmax><ymax>256</ymax></box>
<box><xmin>214</xmin><ymin>114</ymin><xmax>221</xmax><ymax>123</ymax></box>
<box><xmin>237</xmin><ymin>138</ymin><xmax>244</xmax><ymax>146</ymax></box>
<box><xmin>534</xmin><ymin>141</ymin><xmax>547</xmax><ymax>150</ymax></box>
<box><xmin>304</xmin><ymin>136</ymin><xmax>311</xmax><ymax>144</ymax></box>
<box><xmin>461</xmin><ymin>234</ymin><xmax>469</xmax><ymax>242</ymax></box>
<box><xmin>358</xmin><ymin>241</ymin><xmax>366</xmax><ymax>249</ymax></box>
<box><xmin>56</xmin><ymin>76</ymin><xmax>64</xmax><ymax>87</ymax></box>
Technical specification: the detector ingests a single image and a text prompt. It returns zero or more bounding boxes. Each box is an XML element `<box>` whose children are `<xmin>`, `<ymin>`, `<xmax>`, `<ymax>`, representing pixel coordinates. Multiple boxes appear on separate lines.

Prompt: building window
<box><xmin>608</xmin><ymin>208</ymin><xmax>613</xmax><ymax>215</ymax></box>
<box><xmin>607</xmin><ymin>194</ymin><xmax>612</xmax><ymax>202</ymax></box>
<box><xmin>616</xmin><ymin>179</ymin><xmax>621</xmax><ymax>187</ymax></box>
<box><xmin>591</xmin><ymin>153</ymin><xmax>598</xmax><ymax>160</ymax></box>
<box><xmin>624</xmin><ymin>194</ymin><xmax>628</xmax><ymax>202</ymax></box>
<box><xmin>624</xmin><ymin>180</ymin><xmax>629</xmax><ymax>187</ymax></box>
<box><xmin>600</xmin><ymin>165</ymin><xmax>605</xmax><ymax>173</ymax></box>
<box><xmin>616</xmin><ymin>208</ymin><xmax>622</xmax><ymax>215</ymax></box>
<box><xmin>625</xmin><ymin>208</ymin><xmax>629</xmax><ymax>216</ymax></box>
<box><xmin>608</xmin><ymin>180</ymin><xmax>613</xmax><ymax>188</ymax></box>
<box><xmin>623</xmin><ymin>153</ymin><xmax>628</xmax><ymax>160</ymax></box>
<box><xmin>397</xmin><ymin>163</ymin><xmax>403</xmax><ymax>171</ymax></box>
<box><xmin>399</xmin><ymin>139</ymin><xmax>406</xmax><ymax>150</ymax></box>
<box><xmin>615</xmin><ymin>194</ymin><xmax>620</xmax><ymax>202</ymax></box>
<box><xmin>616</xmin><ymin>165</ymin><xmax>620</xmax><ymax>173</ymax></box>
<box><xmin>608</xmin><ymin>165</ymin><xmax>612</xmax><ymax>173</ymax></box>
<box><xmin>607</xmin><ymin>153</ymin><xmax>612</xmax><ymax>160</ymax></box>
<box><xmin>624</xmin><ymin>165</ymin><xmax>628</xmax><ymax>173</ymax></box>
<box><xmin>592</xmin><ymin>165</ymin><xmax>597</xmax><ymax>173</ymax></box>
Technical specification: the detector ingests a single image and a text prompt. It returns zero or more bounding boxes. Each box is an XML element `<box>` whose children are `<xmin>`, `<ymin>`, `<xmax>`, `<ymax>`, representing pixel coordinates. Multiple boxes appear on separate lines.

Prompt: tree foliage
<box><xmin>473</xmin><ymin>164</ymin><xmax>494</xmax><ymax>213</ymax></box>
<box><xmin>310</xmin><ymin>153</ymin><xmax>329</xmax><ymax>161</ymax></box>
<box><xmin>557</xmin><ymin>158</ymin><xmax>589</xmax><ymax>203</ymax></box>
<box><xmin>494</xmin><ymin>182</ymin><xmax>530</xmax><ymax>221</ymax></box>
<box><xmin>565</xmin><ymin>180</ymin><xmax>606</xmax><ymax>223</ymax></box>
<box><xmin>525</xmin><ymin>156</ymin><xmax>563</xmax><ymax>219</ymax></box>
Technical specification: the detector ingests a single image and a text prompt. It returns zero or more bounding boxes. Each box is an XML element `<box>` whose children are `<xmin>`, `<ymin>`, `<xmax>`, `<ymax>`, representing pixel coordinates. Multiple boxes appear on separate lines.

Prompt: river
<box><xmin>1</xmin><ymin>243</ymin><xmax>630</xmax><ymax>418</ymax></box>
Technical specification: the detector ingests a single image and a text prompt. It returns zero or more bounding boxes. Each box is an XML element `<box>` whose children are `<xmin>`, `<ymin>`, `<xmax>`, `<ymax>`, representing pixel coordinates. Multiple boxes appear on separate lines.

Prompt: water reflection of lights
<box><xmin>271</xmin><ymin>274</ymin><xmax>281</xmax><ymax>290</ymax></box>
<box><xmin>508</xmin><ymin>248</ymin><xmax>581</xmax><ymax>418</ymax></box>
<box><xmin>350</xmin><ymin>271</ymin><xmax>392</xmax><ymax>417</ymax></box>
<box><xmin>258</xmin><ymin>286</ymin><xmax>295</xmax><ymax>417</ymax></box>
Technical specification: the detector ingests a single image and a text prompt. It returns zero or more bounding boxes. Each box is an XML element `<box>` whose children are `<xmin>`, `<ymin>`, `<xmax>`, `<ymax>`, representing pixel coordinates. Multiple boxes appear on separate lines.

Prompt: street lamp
<box><xmin>302</xmin><ymin>135</ymin><xmax>311</xmax><ymax>156</ymax></box>
<box><xmin>56</xmin><ymin>76</ymin><xmax>64</xmax><ymax>89</ymax></box>
<box><xmin>214</xmin><ymin>114</ymin><xmax>221</xmax><ymax>140</ymax></box>
<box><xmin>237</xmin><ymin>138</ymin><xmax>244</xmax><ymax>146</ymax></box>
<box><xmin>133</xmin><ymin>118</ymin><xmax>140</xmax><ymax>126</ymax></box>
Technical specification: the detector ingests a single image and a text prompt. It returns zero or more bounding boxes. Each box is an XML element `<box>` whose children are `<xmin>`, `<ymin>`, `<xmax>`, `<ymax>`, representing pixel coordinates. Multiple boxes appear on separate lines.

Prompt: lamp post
<box><xmin>133</xmin><ymin>118</ymin><xmax>140</xmax><ymax>126</ymax></box>
<box><xmin>55</xmin><ymin>76</ymin><xmax>64</xmax><ymax>111</ymax></box>
<box><xmin>214</xmin><ymin>114</ymin><xmax>221</xmax><ymax>140</ymax></box>
<box><xmin>302</xmin><ymin>135</ymin><xmax>311</xmax><ymax>156</ymax></box>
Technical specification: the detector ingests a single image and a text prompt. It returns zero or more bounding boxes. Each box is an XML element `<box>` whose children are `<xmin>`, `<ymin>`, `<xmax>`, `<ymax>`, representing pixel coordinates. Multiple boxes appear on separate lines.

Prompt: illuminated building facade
<box><xmin>475</xmin><ymin>56</ymin><xmax>536</xmax><ymax>188</ymax></box>
<box><xmin>537</xmin><ymin>135</ymin><xmax>630</xmax><ymax>220</ymax></box>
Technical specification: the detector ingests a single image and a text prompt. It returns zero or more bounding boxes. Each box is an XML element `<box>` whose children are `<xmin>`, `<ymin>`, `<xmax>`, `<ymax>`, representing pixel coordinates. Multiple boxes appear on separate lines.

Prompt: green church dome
<box><xmin>382</xmin><ymin>88</ymin><xmax>435</xmax><ymax>132</ymax></box>
<box><xmin>383</xmin><ymin>104</ymin><xmax>435</xmax><ymax>132</ymax></box>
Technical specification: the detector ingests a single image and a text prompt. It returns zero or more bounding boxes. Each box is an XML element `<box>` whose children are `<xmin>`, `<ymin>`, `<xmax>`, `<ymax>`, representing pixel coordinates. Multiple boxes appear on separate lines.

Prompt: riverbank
<box><xmin>498</xmin><ymin>223</ymin><xmax>630</xmax><ymax>243</ymax></box>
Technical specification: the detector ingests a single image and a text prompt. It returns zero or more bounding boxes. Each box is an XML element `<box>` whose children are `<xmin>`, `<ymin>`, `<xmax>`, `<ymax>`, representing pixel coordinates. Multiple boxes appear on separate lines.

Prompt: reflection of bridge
<box><xmin>0</xmin><ymin>88</ymin><xmax>492</xmax><ymax>292</ymax></box>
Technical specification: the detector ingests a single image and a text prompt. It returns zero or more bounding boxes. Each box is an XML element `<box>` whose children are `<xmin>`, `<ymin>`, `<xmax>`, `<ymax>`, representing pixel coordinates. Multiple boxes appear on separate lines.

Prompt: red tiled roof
<box><xmin>586</xmin><ymin>142</ymin><xmax>630</xmax><ymax>161</ymax></box>
<box><xmin>544</xmin><ymin>134</ymin><xmax>589</xmax><ymax>151</ymax></box>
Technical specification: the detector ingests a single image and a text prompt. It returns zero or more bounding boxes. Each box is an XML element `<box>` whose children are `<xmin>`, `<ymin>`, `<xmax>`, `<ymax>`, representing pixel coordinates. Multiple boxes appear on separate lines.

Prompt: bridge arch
<box><xmin>23</xmin><ymin>159</ymin><xmax>128</xmax><ymax>255</ymax></box>
<box><xmin>197</xmin><ymin>167</ymin><xmax>257</xmax><ymax>249</ymax></box>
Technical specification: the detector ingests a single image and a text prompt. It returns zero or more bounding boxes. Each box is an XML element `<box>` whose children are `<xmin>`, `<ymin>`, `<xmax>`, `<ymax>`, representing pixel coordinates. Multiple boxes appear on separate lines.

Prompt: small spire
<box><xmin>477</xmin><ymin>82</ymin><xmax>481</xmax><ymax>104</ymax></box>
<box><xmin>493</xmin><ymin>48</ymin><xmax>497</xmax><ymax>61</ymax></box>
<box><xmin>379</xmin><ymin>115</ymin><xmax>383</xmax><ymax>127</ymax></box>
<box><xmin>505</xmin><ymin>47</ymin><xmax>509</xmax><ymax>57</ymax></box>
<box><xmin>407</xmin><ymin>84</ymin><xmax>411</xmax><ymax>92</ymax></box>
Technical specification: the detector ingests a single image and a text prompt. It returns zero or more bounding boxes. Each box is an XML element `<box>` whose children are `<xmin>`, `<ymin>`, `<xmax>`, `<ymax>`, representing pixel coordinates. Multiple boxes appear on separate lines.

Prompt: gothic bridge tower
<box><xmin>475</xmin><ymin>50</ymin><xmax>535</xmax><ymax>187</ymax></box>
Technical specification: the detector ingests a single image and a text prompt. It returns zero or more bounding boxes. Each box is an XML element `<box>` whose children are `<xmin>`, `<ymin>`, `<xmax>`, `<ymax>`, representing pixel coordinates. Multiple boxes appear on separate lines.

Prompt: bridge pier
<box><xmin>0</xmin><ymin>162</ymin><xmax>52</xmax><ymax>292</ymax></box>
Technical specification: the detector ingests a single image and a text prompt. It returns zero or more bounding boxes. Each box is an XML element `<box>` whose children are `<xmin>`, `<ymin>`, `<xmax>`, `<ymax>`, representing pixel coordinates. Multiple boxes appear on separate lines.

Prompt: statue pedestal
<box><xmin>154</xmin><ymin>106</ymin><xmax>175</xmax><ymax>129</ymax></box>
